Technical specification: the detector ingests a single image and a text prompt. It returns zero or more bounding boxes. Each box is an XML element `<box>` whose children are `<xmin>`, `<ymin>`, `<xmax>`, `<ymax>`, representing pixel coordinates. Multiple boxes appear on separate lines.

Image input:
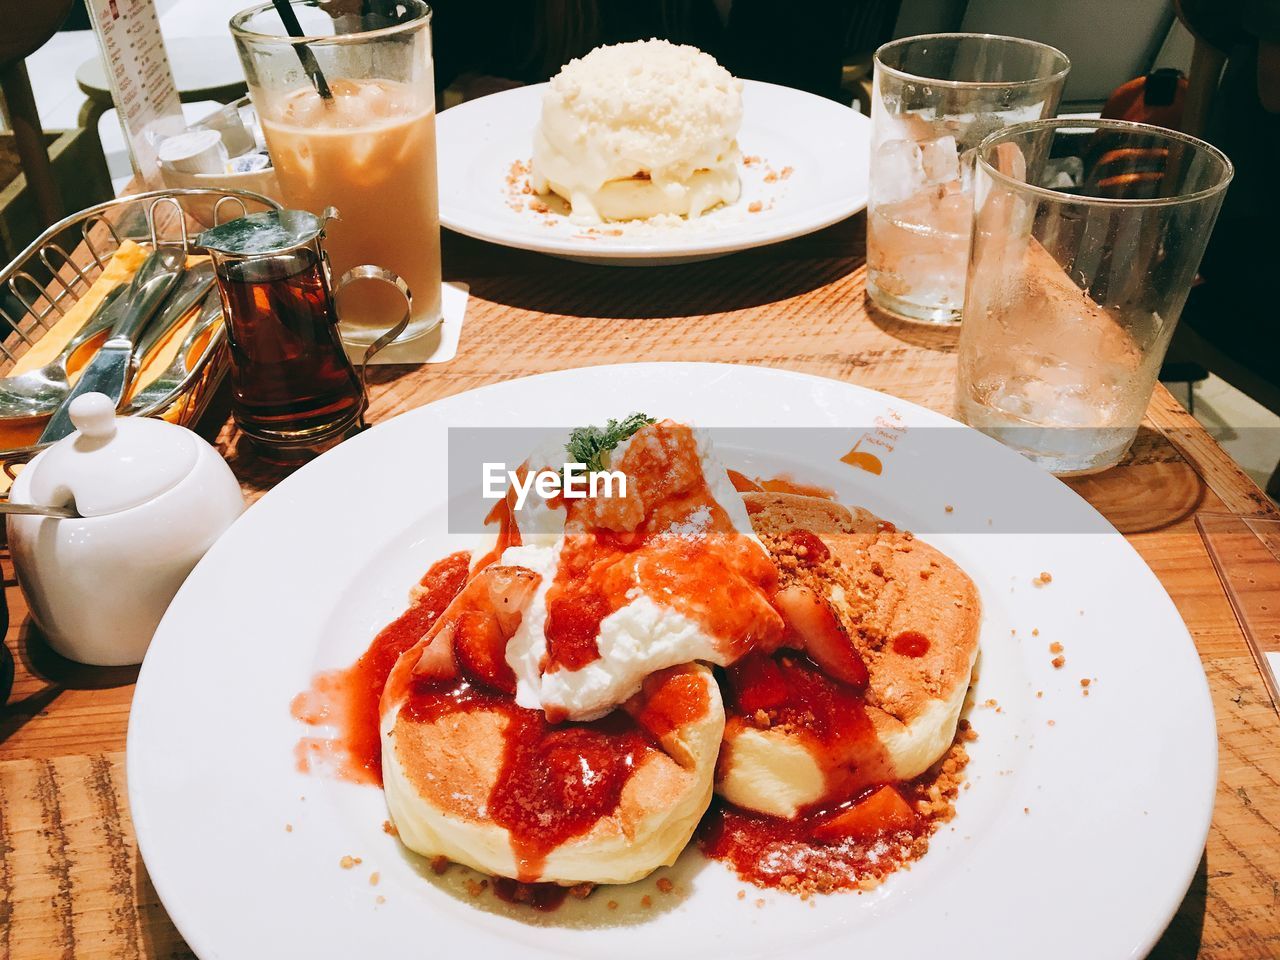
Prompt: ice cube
<box><xmin>873</xmin><ymin>139</ymin><xmax>924</xmax><ymax>204</ymax></box>
<box><xmin>284</xmin><ymin>90</ymin><xmax>325</xmax><ymax>125</ymax></box>
<box><xmin>1041</xmin><ymin>156</ymin><xmax>1084</xmax><ymax>190</ymax></box>
<box><xmin>880</xmin><ymin>107</ymin><xmax>938</xmax><ymax>142</ymax></box>
<box><xmin>960</xmin><ymin>113</ymin><xmax>1006</xmax><ymax>150</ymax></box>
<box><xmin>347</xmin><ymin>133</ymin><xmax>380</xmax><ymax>173</ymax></box>
<box><xmin>958</xmin><ymin>147</ymin><xmax>980</xmax><ymax>191</ymax></box>
<box><xmin>919</xmin><ymin>135</ymin><xmax>960</xmax><ymax>186</ymax></box>
<box><xmin>355</xmin><ymin>81</ymin><xmax>391</xmax><ymax>117</ymax></box>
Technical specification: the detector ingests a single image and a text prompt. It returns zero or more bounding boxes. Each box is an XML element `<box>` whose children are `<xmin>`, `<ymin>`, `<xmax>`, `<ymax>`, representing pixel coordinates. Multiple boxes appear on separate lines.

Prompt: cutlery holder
<box><xmin>0</xmin><ymin>187</ymin><xmax>281</xmax><ymax>478</ymax></box>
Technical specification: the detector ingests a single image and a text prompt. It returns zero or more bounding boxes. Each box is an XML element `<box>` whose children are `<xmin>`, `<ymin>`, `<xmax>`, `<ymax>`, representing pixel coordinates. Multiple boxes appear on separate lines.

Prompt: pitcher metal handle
<box><xmin>333</xmin><ymin>264</ymin><xmax>412</xmax><ymax>398</ymax></box>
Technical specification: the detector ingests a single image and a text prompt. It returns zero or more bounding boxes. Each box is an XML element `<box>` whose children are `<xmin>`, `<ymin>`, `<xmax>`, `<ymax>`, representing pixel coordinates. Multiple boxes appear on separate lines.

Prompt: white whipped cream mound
<box><xmin>530</xmin><ymin>39</ymin><xmax>743</xmax><ymax>223</ymax></box>
<box><xmin>503</xmin><ymin>427</ymin><xmax>759</xmax><ymax>721</ymax></box>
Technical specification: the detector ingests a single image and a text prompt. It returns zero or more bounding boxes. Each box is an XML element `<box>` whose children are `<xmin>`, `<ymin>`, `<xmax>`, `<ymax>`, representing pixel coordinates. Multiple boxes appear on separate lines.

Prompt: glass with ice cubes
<box><xmin>867</xmin><ymin>34</ymin><xmax>1070</xmax><ymax>323</ymax></box>
<box><xmin>232</xmin><ymin>1</ymin><xmax>442</xmax><ymax>346</ymax></box>
<box><xmin>956</xmin><ymin>119</ymin><xmax>1232</xmax><ymax>475</ymax></box>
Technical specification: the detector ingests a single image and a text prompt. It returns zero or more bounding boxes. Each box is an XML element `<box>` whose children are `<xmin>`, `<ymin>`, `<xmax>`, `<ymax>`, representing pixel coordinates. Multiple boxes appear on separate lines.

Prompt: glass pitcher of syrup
<box><xmin>196</xmin><ymin>208</ymin><xmax>410</xmax><ymax>458</ymax></box>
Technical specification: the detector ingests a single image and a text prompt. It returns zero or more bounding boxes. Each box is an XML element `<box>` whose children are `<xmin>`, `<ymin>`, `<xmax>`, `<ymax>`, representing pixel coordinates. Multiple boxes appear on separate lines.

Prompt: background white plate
<box><xmin>437</xmin><ymin>82</ymin><xmax>870</xmax><ymax>265</ymax></box>
<box><xmin>128</xmin><ymin>363</ymin><xmax>1214</xmax><ymax>959</ymax></box>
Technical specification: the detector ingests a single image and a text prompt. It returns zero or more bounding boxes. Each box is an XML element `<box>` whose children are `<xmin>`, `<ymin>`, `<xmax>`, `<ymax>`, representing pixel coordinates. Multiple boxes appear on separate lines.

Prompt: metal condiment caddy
<box><xmin>0</xmin><ymin>187</ymin><xmax>280</xmax><ymax>475</ymax></box>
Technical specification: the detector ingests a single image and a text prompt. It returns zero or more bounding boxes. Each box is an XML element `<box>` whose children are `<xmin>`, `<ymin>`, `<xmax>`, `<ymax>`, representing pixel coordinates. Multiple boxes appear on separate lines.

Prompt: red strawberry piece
<box><xmin>452</xmin><ymin>610</ymin><xmax>516</xmax><ymax>693</ymax></box>
<box><xmin>811</xmin><ymin>785</ymin><xmax>917</xmax><ymax>843</ymax></box>
<box><xmin>774</xmin><ymin>584</ymin><xmax>868</xmax><ymax>688</ymax></box>
<box><xmin>787</xmin><ymin>528</ymin><xmax>830</xmax><ymax>566</ymax></box>
<box><xmin>411</xmin><ymin>620</ymin><xmax>459</xmax><ymax>681</ymax></box>
<box><xmin>728</xmin><ymin>652</ymin><xmax>791</xmax><ymax>714</ymax></box>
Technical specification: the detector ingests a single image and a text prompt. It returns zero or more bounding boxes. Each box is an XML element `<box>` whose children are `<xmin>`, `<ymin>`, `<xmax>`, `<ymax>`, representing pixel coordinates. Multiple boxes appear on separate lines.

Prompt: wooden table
<box><xmin>2</xmin><ymin>215</ymin><xmax>1277</xmax><ymax>958</ymax></box>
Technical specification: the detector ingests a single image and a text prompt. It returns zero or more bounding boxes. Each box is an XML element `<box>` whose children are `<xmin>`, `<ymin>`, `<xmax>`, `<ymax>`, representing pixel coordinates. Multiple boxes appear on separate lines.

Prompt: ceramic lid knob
<box><xmin>68</xmin><ymin>392</ymin><xmax>118</xmax><ymax>441</ymax></box>
<box><xmin>23</xmin><ymin>392</ymin><xmax>199</xmax><ymax>518</ymax></box>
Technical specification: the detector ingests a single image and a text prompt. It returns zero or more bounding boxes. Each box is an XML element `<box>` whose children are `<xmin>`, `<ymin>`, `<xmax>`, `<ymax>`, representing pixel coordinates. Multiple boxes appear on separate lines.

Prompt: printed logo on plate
<box><xmin>841</xmin><ymin>409</ymin><xmax>906</xmax><ymax>476</ymax></box>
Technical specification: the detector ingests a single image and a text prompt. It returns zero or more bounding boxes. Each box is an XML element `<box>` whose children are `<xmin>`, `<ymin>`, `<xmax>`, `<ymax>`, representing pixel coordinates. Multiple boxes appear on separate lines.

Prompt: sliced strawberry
<box><xmin>727</xmin><ymin>652</ymin><xmax>790</xmax><ymax>714</ymax></box>
<box><xmin>624</xmin><ymin>665</ymin><xmax>713</xmax><ymax>740</ymax></box>
<box><xmin>452</xmin><ymin>610</ymin><xmax>516</xmax><ymax>693</ymax></box>
<box><xmin>786</xmin><ymin>528</ymin><xmax>830</xmax><ymax>566</ymax></box>
<box><xmin>483</xmin><ymin>565</ymin><xmax>541</xmax><ymax>638</ymax></box>
<box><xmin>774</xmin><ymin>584</ymin><xmax>868</xmax><ymax>688</ymax></box>
<box><xmin>812</xmin><ymin>785</ymin><xmax>917</xmax><ymax>843</ymax></box>
<box><xmin>411</xmin><ymin>620</ymin><xmax>459</xmax><ymax>681</ymax></box>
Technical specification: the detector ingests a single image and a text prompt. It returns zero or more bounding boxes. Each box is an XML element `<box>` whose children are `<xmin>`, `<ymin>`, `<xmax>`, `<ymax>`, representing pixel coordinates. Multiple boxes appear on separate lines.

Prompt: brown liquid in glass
<box><xmin>215</xmin><ymin>248</ymin><xmax>364</xmax><ymax>442</ymax></box>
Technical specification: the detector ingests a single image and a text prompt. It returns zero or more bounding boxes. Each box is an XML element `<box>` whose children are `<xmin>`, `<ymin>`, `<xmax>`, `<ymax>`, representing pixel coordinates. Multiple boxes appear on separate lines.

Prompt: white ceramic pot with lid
<box><xmin>7</xmin><ymin>393</ymin><xmax>245</xmax><ymax>665</ymax></box>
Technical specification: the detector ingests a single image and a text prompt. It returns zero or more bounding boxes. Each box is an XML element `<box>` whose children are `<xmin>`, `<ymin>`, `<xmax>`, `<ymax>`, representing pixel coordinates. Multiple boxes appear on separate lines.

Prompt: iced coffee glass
<box><xmin>956</xmin><ymin>119</ymin><xmax>1232</xmax><ymax>475</ymax></box>
<box><xmin>231</xmin><ymin>0</ymin><xmax>440</xmax><ymax>346</ymax></box>
<box><xmin>868</xmin><ymin>34</ymin><xmax>1069</xmax><ymax>323</ymax></box>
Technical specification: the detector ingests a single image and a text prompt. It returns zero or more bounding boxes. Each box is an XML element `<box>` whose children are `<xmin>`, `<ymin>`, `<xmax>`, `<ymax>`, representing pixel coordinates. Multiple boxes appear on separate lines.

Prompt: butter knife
<box><xmin>39</xmin><ymin>247</ymin><xmax>187</xmax><ymax>443</ymax></box>
<box><xmin>135</xmin><ymin>261</ymin><xmax>215</xmax><ymax>363</ymax></box>
<box><xmin>124</xmin><ymin>291</ymin><xmax>224</xmax><ymax>415</ymax></box>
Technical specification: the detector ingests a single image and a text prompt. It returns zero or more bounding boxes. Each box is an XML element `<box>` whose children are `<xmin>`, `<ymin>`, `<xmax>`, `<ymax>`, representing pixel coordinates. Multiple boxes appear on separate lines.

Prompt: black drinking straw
<box><xmin>271</xmin><ymin>0</ymin><xmax>334</xmax><ymax>101</ymax></box>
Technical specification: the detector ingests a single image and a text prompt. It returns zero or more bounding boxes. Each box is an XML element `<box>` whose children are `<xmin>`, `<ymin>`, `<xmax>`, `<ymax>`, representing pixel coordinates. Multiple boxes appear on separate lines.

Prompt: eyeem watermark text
<box><xmin>483</xmin><ymin>463</ymin><xmax>627</xmax><ymax>510</ymax></box>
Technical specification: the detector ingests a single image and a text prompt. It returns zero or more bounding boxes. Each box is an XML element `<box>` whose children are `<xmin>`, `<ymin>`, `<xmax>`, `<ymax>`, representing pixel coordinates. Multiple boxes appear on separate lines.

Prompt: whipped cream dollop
<box><xmin>500</xmin><ymin>427</ymin><xmax>762</xmax><ymax>721</ymax></box>
<box><xmin>530</xmin><ymin>40</ymin><xmax>744</xmax><ymax>223</ymax></box>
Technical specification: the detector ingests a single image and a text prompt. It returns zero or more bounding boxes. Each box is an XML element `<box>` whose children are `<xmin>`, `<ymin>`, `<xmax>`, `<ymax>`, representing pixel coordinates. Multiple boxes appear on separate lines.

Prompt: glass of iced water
<box><xmin>956</xmin><ymin>118</ymin><xmax>1232</xmax><ymax>475</ymax></box>
<box><xmin>868</xmin><ymin>34</ymin><xmax>1070</xmax><ymax>323</ymax></box>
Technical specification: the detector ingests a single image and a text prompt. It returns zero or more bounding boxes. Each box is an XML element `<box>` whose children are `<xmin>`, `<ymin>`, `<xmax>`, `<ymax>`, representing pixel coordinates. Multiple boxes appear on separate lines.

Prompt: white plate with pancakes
<box><xmin>436</xmin><ymin>80</ymin><xmax>870</xmax><ymax>265</ymax></box>
<box><xmin>128</xmin><ymin>363</ymin><xmax>1215</xmax><ymax>959</ymax></box>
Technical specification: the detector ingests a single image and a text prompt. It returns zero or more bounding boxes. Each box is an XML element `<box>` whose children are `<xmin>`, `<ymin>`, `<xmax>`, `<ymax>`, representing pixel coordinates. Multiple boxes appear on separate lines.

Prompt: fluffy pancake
<box><xmin>382</xmin><ymin>655</ymin><xmax>724</xmax><ymax>885</ymax></box>
<box><xmin>530</xmin><ymin>40</ymin><xmax>743</xmax><ymax>223</ymax></box>
<box><xmin>542</xmin><ymin>166</ymin><xmax>741</xmax><ymax>223</ymax></box>
<box><xmin>717</xmin><ymin>492</ymin><xmax>981</xmax><ymax>818</ymax></box>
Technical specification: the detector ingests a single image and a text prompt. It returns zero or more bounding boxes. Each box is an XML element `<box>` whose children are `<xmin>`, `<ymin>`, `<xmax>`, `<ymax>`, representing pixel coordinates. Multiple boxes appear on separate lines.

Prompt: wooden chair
<box><xmin>1176</xmin><ymin>0</ymin><xmax>1232</xmax><ymax>135</ymax></box>
<box><xmin>1165</xmin><ymin>0</ymin><xmax>1280</xmax><ymax>497</ymax></box>
<box><xmin>0</xmin><ymin>0</ymin><xmax>74</xmax><ymax>226</ymax></box>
